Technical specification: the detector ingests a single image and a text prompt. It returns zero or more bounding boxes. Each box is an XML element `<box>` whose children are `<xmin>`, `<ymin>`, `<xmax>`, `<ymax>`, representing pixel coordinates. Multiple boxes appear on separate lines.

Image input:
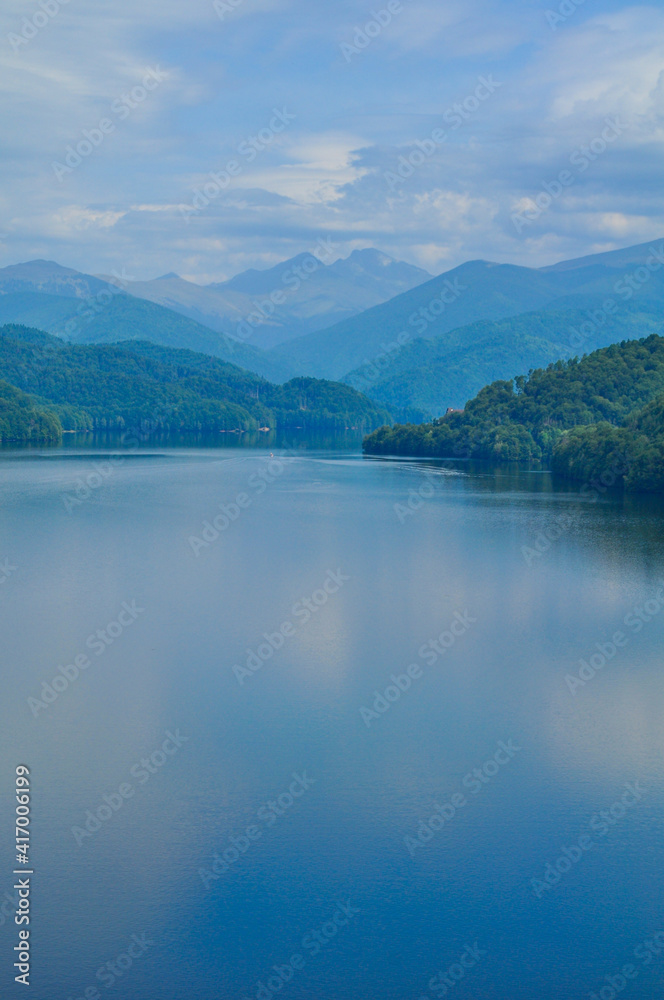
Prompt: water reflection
<box><xmin>0</xmin><ymin>447</ymin><xmax>662</xmax><ymax>1000</ymax></box>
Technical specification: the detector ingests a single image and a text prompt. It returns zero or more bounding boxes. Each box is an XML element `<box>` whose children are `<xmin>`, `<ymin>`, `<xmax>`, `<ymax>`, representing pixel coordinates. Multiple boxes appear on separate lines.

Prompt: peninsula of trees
<box><xmin>363</xmin><ymin>335</ymin><xmax>664</xmax><ymax>493</ymax></box>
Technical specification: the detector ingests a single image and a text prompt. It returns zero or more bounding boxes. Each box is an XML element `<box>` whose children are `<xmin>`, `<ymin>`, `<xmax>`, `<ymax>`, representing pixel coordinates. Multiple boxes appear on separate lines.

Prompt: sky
<box><xmin>1</xmin><ymin>0</ymin><xmax>664</xmax><ymax>282</ymax></box>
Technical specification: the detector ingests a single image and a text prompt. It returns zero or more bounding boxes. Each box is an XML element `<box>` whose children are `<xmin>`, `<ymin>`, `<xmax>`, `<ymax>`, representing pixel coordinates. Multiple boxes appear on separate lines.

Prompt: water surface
<box><xmin>1</xmin><ymin>446</ymin><xmax>663</xmax><ymax>999</ymax></box>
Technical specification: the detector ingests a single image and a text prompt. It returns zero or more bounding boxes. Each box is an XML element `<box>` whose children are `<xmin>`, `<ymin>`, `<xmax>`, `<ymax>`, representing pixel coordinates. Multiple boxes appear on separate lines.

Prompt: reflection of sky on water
<box><xmin>0</xmin><ymin>449</ymin><xmax>663</xmax><ymax>999</ymax></box>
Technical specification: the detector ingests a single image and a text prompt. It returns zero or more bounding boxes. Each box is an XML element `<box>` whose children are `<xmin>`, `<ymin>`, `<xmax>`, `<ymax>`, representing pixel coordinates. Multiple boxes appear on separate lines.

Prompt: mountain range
<box><xmin>1</xmin><ymin>238</ymin><xmax>663</xmax><ymax>419</ymax></box>
<box><xmin>273</xmin><ymin>240</ymin><xmax>664</xmax><ymax>390</ymax></box>
<box><xmin>119</xmin><ymin>248</ymin><xmax>431</xmax><ymax>348</ymax></box>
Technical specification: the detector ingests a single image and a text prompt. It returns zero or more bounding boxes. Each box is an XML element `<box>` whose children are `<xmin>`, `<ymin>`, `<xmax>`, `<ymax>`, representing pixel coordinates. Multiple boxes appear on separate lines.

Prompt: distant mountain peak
<box><xmin>1</xmin><ymin>259</ymin><xmax>79</xmax><ymax>276</ymax></box>
<box><xmin>348</xmin><ymin>248</ymin><xmax>394</xmax><ymax>264</ymax></box>
<box><xmin>0</xmin><ymin>259</ymin><xmax>112</xmax><ymax>300</ymax></box>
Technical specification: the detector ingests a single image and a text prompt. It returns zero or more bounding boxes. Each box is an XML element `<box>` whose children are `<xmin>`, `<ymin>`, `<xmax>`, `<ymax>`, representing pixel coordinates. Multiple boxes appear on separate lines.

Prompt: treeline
<box><xmin>0</xmin><ymin>379</ymin><xmax>62</xmax><ymax>444</ymax></box>
<box><xmin>551</xmin><ymin>396</ymin><xmax>664</xmax><ymax>493</ymax></box>
<box><xmin>0</xmin><ymin>325</ymin><xmax>390</xmax><ymax>441</ymax></box>
<box><xmin>364</xmin><ymin>334</ymin><xmax>664</xmax><ymax>492</ymax></box>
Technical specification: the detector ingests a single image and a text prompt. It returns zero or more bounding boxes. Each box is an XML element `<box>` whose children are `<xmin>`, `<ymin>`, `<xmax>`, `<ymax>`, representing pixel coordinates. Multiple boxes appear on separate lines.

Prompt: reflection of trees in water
<box><xmin>39</xmin><ymin>427</ymin><xmax>367</xmax><ymax>454</ymax></box>
<box><xmin>376</xmin><ymin>454</ymin><xmax>664</xmax><ymax>576</ymax></box>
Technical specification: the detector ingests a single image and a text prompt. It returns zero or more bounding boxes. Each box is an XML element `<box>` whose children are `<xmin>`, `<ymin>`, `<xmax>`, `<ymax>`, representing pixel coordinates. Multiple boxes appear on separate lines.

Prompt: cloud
<box><xmin>1</xmin><ymin>0</ymin><xmax>664</xmax><ymax>279</ymax></box>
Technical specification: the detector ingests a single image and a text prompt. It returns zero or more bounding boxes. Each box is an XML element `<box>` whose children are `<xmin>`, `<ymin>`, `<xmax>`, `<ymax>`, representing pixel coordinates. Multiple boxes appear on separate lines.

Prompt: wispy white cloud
<box><xmin>0</xmin><ymin>0</ymin><xmax>663</xmax><ymax>279</ymax></box>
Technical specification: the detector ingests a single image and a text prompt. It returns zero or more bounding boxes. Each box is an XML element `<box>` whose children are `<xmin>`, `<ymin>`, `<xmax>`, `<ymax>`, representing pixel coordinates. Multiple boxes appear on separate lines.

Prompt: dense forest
<box><xmin>0</xmin><ymin>324</ymin><xmax>390</xmax><ymax>441</ymax></box>
<box><xmin>0</xmin><ymin>378</ymin><xmax>62</xmax><ymax>444</ymax></box>
<box><xmin>364</xmin><ymin>334</ymin><xmax>664</xmax><ymax>492</ymax></box>
<box><xmin>551</xmin><ymin>394</ymin><xmax>664</xmax><ymax>493</ymax></box>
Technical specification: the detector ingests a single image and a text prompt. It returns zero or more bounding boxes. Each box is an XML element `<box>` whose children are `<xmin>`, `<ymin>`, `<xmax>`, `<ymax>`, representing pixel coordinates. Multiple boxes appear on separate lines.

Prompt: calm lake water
<box><xmin>1</xmin><ymin>444</ymin><xmax>663</xmax><ymax>1000</ymax></box>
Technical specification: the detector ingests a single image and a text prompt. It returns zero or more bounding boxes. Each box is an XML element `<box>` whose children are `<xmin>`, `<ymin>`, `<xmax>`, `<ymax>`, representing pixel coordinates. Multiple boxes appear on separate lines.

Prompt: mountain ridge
<box><xmin>0</xmin><ymin>323</ymin><xmax>391</xmax><ymax>440</ymax></box>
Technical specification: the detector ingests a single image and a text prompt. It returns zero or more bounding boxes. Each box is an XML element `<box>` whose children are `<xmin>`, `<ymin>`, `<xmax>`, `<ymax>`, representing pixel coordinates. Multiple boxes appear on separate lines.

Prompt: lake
<box><xmin>1</xmin><ymin>444</ymin><xmax>663</xmax><ymax>1000</ymax></box>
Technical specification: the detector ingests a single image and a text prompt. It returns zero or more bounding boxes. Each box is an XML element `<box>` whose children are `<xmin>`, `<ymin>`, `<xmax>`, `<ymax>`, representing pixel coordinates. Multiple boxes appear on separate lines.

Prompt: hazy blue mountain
<box><xmin>102</xmin><ymin>272</ymin><xmax>255</xmax><ymax>341</ymax></box>
<box><xmin>0</xmin><ymin>290</ymin><xmax>81</xmax><ymax>330</ymax></box>
<box><xmin>120</xmin><ymin>248</ymin><xmax>432</xmax><ymax>348</ymax></box>
<box><xmin>3</xmin><ymin>240</ymin><xmax>663</xmax><ymax>409</ymax></box>
<box><xmin>541</xmin><ymin>237</ymin><xmax>664</xmax><ymax>273</ymax></box>
<box><xmin>0</xmin><ymin>275</ymin><xmax>294</xmax><ymax>383</ymax></box>
<box><xmin>270</xmin><ymin>239</ymin><xmax>664</xmax><ymax>380</ymax></box>
<box><xmin>0</xmin><ymin>252</ymin><xmax>431</xmax><ymax>370</ymax></box>
<box><xmin>0</xmin><ymin>259</ymin><xmax>111</xmax><ymax>299</ymax></box>
<box><xmin>344</xmin><ymin>304</ymin><xmax>664</xmax><ymax>417</ymax></box>
<box><xmin>268</xmin><ymin>239</ymin><xmax>664</xmax><ymax>416</ymax></box>
<box><xmin>269</xmin><ymin>260</ymin><xmax>576</xmax><ymax>380</ymax></box>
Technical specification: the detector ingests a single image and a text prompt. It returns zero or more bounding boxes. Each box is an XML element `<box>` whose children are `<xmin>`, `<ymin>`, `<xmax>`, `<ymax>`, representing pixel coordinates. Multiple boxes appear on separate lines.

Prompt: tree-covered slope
<box><xmin>0</xmin><ymin>325</ymin><xmax>391</xmax><ymax>437</ymax></box>
<box><xmin>271</xmin><ymin>260</ymin><xmax>573</xmax><ymax>380</ymax></box>
<box><xmin>363</xmin><ymin>335</ymin><xmax>664</xmax><ymax>484</ymax></box>
<box><xmin>0</xmin><ymin>290</ymin><xmax>294</xmax><ymax>384</ymax></box>
<box><xmin>344</xmin><ymin>305</ymin><xmax>664</xmax><ymax>417</ymax></box>
<box><xmin>551</xmin><ymin>392</ymin><xmax>664</xmax><ymax>493</ymax></box>
<box><xmin>0</xmin><ymin>379</ymin><xmax>62</xmax><ymax>444</ymax></box>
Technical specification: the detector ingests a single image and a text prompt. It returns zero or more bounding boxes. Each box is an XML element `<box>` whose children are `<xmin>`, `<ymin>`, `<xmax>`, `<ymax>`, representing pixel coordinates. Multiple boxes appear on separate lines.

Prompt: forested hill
<box><xmin>0</xmin><ymin>379</ymin><xmax>61</xmax><ymax>444</ymax></box>
<box><xmin>0</xmin><ymin>325</ymin><xmax>391</xmax><ymax>440</ymax></box>
<box><xmin>363</xmin><ymin>334</ymin><xmax>664</xmax><ymax>492</ymax></box>
<box><xmin>551</xmin><ymin>393</ymin><xmax>664</xmax><ymax>493</ymax></box>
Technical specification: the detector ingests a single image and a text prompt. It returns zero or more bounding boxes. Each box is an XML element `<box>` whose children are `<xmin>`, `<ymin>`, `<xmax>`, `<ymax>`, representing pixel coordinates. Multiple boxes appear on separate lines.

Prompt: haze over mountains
<box><xmin>0</xmin><ymin>238</ymin><xmax>662</xmax><ymax>419</ymax></box>
<box><xmin>0</xmin><ymin>248</ymin><xmax>430</xmax><ymax>379</ymax></box>
<box><xmin>275</xmin><ymin>238</ymin><xmax>664</xmax><ymax>414</ymax></box>
<box><xmin>98</xmin><ymin>248</ymin><xmax>430</xmax><ymax>349</ymax></box>
<box><xmin>0</xmin><ymin>268</ymin><xmax>290</xmax><ymax>384</ymax></box>
<box><xmin>274</xmin><ymin>241</ymin><xmax>664</xmax><ymax>378</ymax></box>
